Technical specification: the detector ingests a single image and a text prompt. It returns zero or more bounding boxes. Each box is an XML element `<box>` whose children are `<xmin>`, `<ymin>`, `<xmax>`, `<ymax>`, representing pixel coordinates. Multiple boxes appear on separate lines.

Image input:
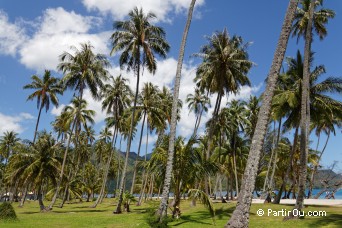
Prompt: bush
<box><xmin>0</xmin><ymin>202</ymin><xmax>18</xmax><ymax>221</ymax></box>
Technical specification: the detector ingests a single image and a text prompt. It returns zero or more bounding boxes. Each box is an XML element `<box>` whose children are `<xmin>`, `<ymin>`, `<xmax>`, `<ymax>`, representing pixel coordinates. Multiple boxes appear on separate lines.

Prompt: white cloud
<box><xmin>82</xmin><ymin>0</ymin><xmax>205</xmax><ymax>22</ymax></box>
<box><xmin>0</xmin><ymin>112</ymin><xmax>34</xmax><ymax>135</ymax></box>
<box><xmin>51</xmin><ymin>104</ymin><xmax>66</xmax><ymax>116</ymax></box>
<box><xmin>0</xmin><ymin>10</ymin><xmax>28</xmax><ymax>56</ymax></box>
<box><xmin>14</xmin><ymin>7</ymin><xmax>111</xmax><ymax>71</ymax></box>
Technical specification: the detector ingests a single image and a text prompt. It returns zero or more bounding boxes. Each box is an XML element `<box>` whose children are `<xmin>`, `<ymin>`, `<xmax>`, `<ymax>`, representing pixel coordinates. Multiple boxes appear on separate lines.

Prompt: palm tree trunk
<box><xmin>233</xmin><ymin>134</ymin><xmax>239</xmax><ymax>198</ymax></box>
<box><xmin>308</xmin><ymin>131</ymin><xmax>330</xmax><ymax>198</ymax></box>
<box><xmin>19</xmin><ymin>184</ymin><xmax>28</xmax><ymax>207</ymax></box>
<box><xmin>274</xmin><ymin>126</ymin><xmax>299</xmax><ymax>204</ymax></box>
<box><xmin>59</xmin><ymin>169</ymin><xmax>72</xmax><ymax>208</ymax></box>
<box><xmin>33</xmin><ymin>104</ymin><xmax>44</xmax><ymax>143</ymax></box>
<box><xmin>226</xmin><ymin>1</ymin><xmax>298</xmax><ymax>226</ymax></box>
<box><xmin>157</xmin><ymin>0</ymin><xmax>196</xmax><ymax>222</ymax></box>
<box><xmin>262</xmin><ymin>122</ymin><xmax>277</xmax><ymax>199</ymax></box>
<box><xmin>49</xmin><ymin>119</ymin><xmax>76</xmax><ymax>209</ymax></box>
<box><xmin>131</xmin><ymin>112</ymin><xmax>146</xmax><ymax>194</ymax></box>
<box><xmin>269</xmin><ymin>120</ymin><xmax>282</xmax><ymax>194</ymax></box>
<box><xmin>37</xmin><ymin>185</ymin><xmax>45</xmax><ymax>211</ymax></box>
<box><xmin>294</xmin><ymin>0</ymin><xmax>314</xmax><ymax>213</ymax></box>
<box><xmin>92</xmin><ymin>127</ymin><xmax>118</xmax><ymax>208</ymax></box>
<box><xmin>114</xmin><ymin>59</ymin><xmax>140</xmax><ymax>214</ymax></box>
<box><xmin>115</xmin><ymin>135</ymin><xmax>123</xmax><ymax>197</ymax></box>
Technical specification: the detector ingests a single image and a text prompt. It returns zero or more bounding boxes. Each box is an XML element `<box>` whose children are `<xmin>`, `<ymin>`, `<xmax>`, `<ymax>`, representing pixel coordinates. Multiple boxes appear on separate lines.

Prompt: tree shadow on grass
<box><xmin>171</xmin><ymin>213</ymin><xmax>213</xmax><ymax>227</ymax></box>
<box><xmin>21</xmin><ymin>211</ymin><xmax>40</xmax><ymax>214</ymax></box>
<box><xmin>52</xmin><ymin>209</ymin><xmax>107</xmax><ymax>213</ymax></box>
<box><xmin>307</xmin><ymin>213</ymin><xmax>342</xmax><ymax>227</ymax></box>
<box><xmin>215</xmin><ymin>206</ymin><xmax>235</xmax><ymax>220</ymax></box>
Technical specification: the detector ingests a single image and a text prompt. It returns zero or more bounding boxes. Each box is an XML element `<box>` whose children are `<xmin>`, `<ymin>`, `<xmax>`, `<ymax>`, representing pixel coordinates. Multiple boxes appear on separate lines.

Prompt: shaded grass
<box><xmin>0</xmin><ymin>199</ymin><xmax>341</xmax><ymax>227</ymax></box>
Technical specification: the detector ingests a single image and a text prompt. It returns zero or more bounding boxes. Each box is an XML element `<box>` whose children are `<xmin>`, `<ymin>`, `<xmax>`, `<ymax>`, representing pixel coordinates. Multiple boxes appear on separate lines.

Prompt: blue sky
<box><xmin>0</xmin><ymin>0</ymin><xmax>341</xmax><ymax>170</ymax></box>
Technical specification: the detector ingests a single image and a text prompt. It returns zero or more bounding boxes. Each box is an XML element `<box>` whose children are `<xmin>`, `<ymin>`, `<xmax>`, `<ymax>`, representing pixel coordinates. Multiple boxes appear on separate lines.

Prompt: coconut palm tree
<box><xmin>23</xmin><ymin>70</ymin><xmax>63</xmax><ymax>143</ymax></box>
<box><xmin>194</xmin><ymin>28</ymin><xmax>252</xmax><ymax>194</ymax></box>
<box><xmin>245</xmin><ymin>96</ymin><xmax>260</xmax><ymax>139</ymax></box>
<box><xmin>0</xmin><ymin>131</ymin><xmax>20</xmax><ymax>165</ymax></box>
<box><xmin>130</xmin><ymin>83</ymin><xmax>165</xmax><ymax>194</ymax></box>
<box><xmin>157</xmin><ymin>0</ymin><xmax>197</xmax><ymax>221</ymax></box>
<box><xmin>273</xmin><ymin>51</ymin><xmax>342</xmax><ymax>204</ymax></box>
<box><xmin>58</xmin><ymin>42</ymin><xmax>110</xmax><ymax>100</ymax></box>
<box><xmin>308</xmin><ymin>112</ymin><xmax>341</xmax><ymax>198</ymax></box>
<box><xmin>186</xmin><ymin>88</ymin><xmax>211</xmax><ymax>137</ymax></box>
<box><xmin>6</xmin><ymin>132</ymin><xmax>61</xmax><ymax>211</ymax></box>
<box><xmin>227</xmin><ymin>0</ymin><xmax>299</xmax><ymax>226</ymax></box>
<box><xmin>89</xmin><ymin>75</ymin><xmax>133</xmax><ymax>208</ymax></box>
<box><xmin>49</xmin><ymin>98</ymin><xmax>95</xmax><ymax>209</ymax></box>
<box><xmin>194</xmin><ymin>30</ymin><xmax>252</xmax><ymax>118</ymax></box>
<box><xmin>110</xmin><ymin>7</ymin><xmax>170</xmax><ymax>214</ymax></box>
<box><xmin>291</xmin><ymin>0</ymin><xmax>335</xmax><ymax>212</ymax></box>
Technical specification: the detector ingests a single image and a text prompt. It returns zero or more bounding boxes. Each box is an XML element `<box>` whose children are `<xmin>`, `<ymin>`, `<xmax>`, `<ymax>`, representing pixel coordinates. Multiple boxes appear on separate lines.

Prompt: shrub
<box><xmin>0</xmin><ymin>202</ymin><xmax>18</xmax><ymax>221</ymax></box>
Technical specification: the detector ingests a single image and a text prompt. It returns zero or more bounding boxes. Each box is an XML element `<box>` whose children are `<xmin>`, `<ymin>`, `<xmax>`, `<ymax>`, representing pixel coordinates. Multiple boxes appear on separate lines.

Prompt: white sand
<box><xmin>252</xmin><ymin>198</ymin><xmax>342</xmax><ymax>206</ymax></box>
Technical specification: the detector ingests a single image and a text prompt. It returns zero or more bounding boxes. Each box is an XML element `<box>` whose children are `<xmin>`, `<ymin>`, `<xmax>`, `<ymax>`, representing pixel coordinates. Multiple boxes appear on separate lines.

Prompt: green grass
<box><xmin>0</xmin><ymin>199</ymin><xmax>341</xmax><ymax>227</ymax></box>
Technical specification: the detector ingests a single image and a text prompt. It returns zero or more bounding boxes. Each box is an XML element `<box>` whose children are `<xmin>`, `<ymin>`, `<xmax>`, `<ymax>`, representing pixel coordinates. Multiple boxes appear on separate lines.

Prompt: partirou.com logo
<box><xmin>256</xmin><ymin>208</ymin><xmax>327</xmax><ymax>217</ymax></box>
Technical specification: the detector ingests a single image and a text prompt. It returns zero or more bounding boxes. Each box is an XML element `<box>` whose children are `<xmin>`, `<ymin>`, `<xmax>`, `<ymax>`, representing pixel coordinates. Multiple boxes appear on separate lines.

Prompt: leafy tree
<box><xmin>110</xmin><ymin>7</ymin><xmax>169</xmax><ymax>214</ymax></box>
<box><xmin>23</xmin><ymin>70</ymin><xmax>63</xmax><ymax>143</ymax></box>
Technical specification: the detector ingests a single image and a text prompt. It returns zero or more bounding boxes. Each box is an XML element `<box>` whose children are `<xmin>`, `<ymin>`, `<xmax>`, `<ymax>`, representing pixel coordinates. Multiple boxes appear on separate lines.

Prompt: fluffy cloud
<box><xmin>82</xmin><ymin>0</ymin><xmax>205</xmax><ymax>22</ymax></box>
<box><xmin>0</xmin><ymin>10</ymin><xmax>28</xmax><ymax>56</ymax></box>
<box><xmin>18</xmin><ymin>7</ymin><xmax>110</xmax><ymax>71</ymax></box>
<box><xmin>0</xmin><ymin>112</ymin><xmax>34</xmax><ymax>135</ymax></box>
<box><xmin>51</xmin><ymin>104</ymin><xmax>66</xmax><ymax>116</ymax></box>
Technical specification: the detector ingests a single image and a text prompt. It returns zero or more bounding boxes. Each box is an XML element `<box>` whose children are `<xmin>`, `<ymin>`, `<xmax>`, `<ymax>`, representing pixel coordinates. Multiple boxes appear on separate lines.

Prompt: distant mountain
<box><xmin>313</xmin><ymin>169</ymin><xmax>342</xmax><ymax>188</ymax></box>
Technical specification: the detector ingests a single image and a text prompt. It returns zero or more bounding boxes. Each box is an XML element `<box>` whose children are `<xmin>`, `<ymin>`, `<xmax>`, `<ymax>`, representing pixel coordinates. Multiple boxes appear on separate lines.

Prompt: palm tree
<box><xmin>58</xmin><ymin>42</ymin><xmax>110</xmax><ymax>100</ymax></box>
<box><xmin>110</xmin><ymin>7</ymin><xmax>170</xmax><ymax>214</ymax></box>
<box><xmin>272</xmin><ymin>51</ymin><xmax>342</xmax><ymax>203</ymax></box>
<box><xmin>6</xmin><ymin>132</ymin><xmax>61</xmax><ymax>211</ymax></box>
<box><xmin>0</xmin><ymin>131</ymin><xmax>20</xmax><ymax>165</ymax></box>
<box><xmin>227</xmin><ymin>0</ymin><xmax>299</xmax><ymax>226</ymax></box>
<box><xmin>226</xmin><ymin>100</ymin><xmax>250</xmax><ymax>197</ymax></box>
<box><xmin>186</xmin><ymin>88</ymin><xmax>211</xmax><ymax>136</ymax></box>
<box><xmin>157</xmin><ymin>0</ymin><xmax>196</xmax><ymax>221</ymax></box>
<box><xmin>307</xmin><ymin>111</ymin><xmax>341</xmax><ymax>198</ymax></box>
<box><xmin>52</xmin><ymin>111</ymin><xmax>72</xmax><ymax>143</ymax></box>
<box><xmin>291</xmin><ymin>0</ymin><xmax>335</xmax><ymax>212</ymax></box>
<box><xmin>23</xmin><ymin>70</ymin><xmax>63</xmax><ymax>143</ymax></box>
<box><xmin>49</xmin><ymin>97</ymin><xmax>95</xmax><ymax>209</ymax></box>
<box><xmin>89</xmin><ymin>75</ymin><xmax>133</xmax><ymax>208</ymax></box>
<box><xmin>194</xmin><ymin>28</ymin><xmax>252</xmax><ymax>194</ymax></box>
<box><xmin>245</xmin><ymin>96</ymin><xmax>260</xmax><ymax>139</ymax></box>
<box><xmin>130</xmin><ymin>83</ymin><xmax>165</xmax><ymax>194</ymax></box>
<box><xmin>292</xmin><ymin>0</ymin><xmax>335</xmax><ymax>42</ymax></box>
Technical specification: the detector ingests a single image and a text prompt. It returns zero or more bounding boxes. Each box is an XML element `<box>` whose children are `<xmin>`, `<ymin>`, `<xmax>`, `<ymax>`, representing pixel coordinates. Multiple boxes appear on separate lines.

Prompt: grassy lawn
<box><xmin>1</xmin><ymin>199</ymin><xmax>341</xmax><ymax>227</ymax></box>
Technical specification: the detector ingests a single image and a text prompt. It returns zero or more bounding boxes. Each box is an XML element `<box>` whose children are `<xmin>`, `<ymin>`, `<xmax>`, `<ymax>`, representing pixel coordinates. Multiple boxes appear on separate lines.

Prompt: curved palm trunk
<box><xmin>19</xmin><ymin>184</ymin><xmax>29</xmax><ymax>207</ymax></box>
<box><xmin>131</xmin><ymin>112</ymin><xmax>146</xmax><ymax>194</ymax></box>
<box><xmin>262</xmin><ymin>122</ymin><xmax>277</xmax><ymax>197</ymax></box>
<box><xmin>115</xmin><ymin>135</ymin><xmax>123</xmax><ymax>197</ymax></box>
<box><xmin>226</xmin><ymin>1</ymin><xmax>298</xmax><ymax>226</ymax></box>
<box><xmin>37</xmin><ymin>185</ymin><xmax>45</xmax><ymax>211</ymax></box>
<box><xmin>137</xmin><ymin>123</ymin><xmax>150</xmax><ymax>205</ymax></box>
<box><xmin>274</xmin><ymin>126</ymin><xmax>299</xmax><ymax>204</ymax></box>
<box><xmin>91</xmin><ymin>128</ymin><xmax>118</xmax><ymax>208</ymax></box>
<box><xmin>33</xmin><ymin>105</ymin><xmax>44</xmax><ymax>143</ymax></box>
<box><xmin>269</xmin><ymin>120</ymin><xmax>282</xmax><ymax>194</ymax></box>
<box><xmin>114</xmin><ymin>63</ymin><xmax>140</xmax><ymax>214</ymax></box>
<box><xmin>308</xmin><ymin>131</ymin><xmax>330</xmax><ymax>198</ymax></box>
<box><xmin>293</xmin><ymin>0</ymin><xmax>314</xmax><ymax>213</ymax></box>
<box><xmin>233</xmin><ymin>133</ymin><xmax>239</xmax><ymax>198</ymax></box>
<box><xmin>157</xmin><ymin>0</ymin><xmax>196</xmax><ymax>222</ymax></box>
<box><xmin>49</xmin><ymin>119</ymin><xmax>76</xmax><ymax>209</ymax></box>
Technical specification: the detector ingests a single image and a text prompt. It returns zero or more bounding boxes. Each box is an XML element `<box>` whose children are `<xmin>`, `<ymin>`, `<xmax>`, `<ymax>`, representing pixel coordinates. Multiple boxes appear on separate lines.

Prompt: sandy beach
<box><xmin>252</xmin><ymin>199</ymin><xmax>342</xmax><ymax>206</ymax></box>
